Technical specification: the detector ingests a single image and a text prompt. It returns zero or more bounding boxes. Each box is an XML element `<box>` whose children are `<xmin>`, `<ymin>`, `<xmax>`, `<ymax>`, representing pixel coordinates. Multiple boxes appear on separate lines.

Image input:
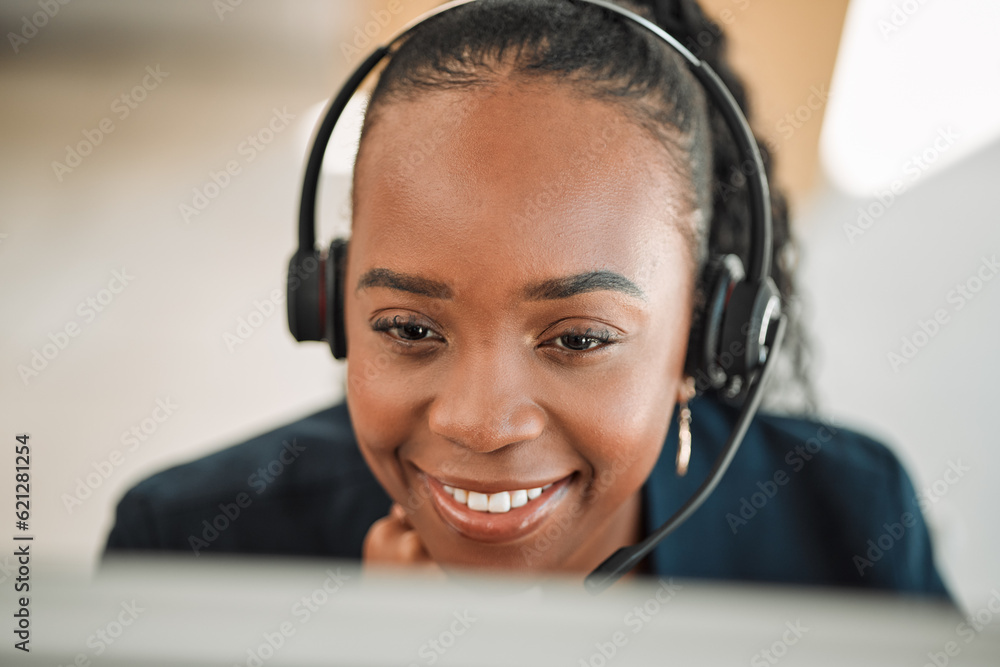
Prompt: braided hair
<box><xmin>356</xmin><ymin>0</ymin><xmax>814</xmax><ymax>412</ymax></box>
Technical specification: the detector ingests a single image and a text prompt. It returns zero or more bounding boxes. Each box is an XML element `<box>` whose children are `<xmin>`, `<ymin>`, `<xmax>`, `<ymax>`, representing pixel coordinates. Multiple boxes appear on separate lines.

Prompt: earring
<box><xmin>675</xmin><ymin>377</ymin><xmax>695</xmax><ymax>477</ymax></box>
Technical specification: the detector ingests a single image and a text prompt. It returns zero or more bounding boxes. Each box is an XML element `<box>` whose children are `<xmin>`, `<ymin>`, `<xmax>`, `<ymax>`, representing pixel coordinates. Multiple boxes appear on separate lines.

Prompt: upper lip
<box><xmin>415</xmin><ymin>468</ymin><xmax>572</xmax><ymax>494</ymax></box>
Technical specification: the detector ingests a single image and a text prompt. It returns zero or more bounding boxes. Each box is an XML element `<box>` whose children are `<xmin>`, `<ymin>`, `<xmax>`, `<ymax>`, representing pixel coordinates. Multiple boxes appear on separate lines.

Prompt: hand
<box><xmin>363</xmin><ymin>503</ymin><xmax>444</xmax><ymax>576</ymax></box>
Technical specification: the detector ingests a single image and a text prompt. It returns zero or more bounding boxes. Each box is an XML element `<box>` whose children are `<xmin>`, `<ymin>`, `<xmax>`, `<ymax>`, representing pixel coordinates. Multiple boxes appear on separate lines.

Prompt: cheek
<box><xmin>563</xmin><ymin>358</ymin><xmax>675</xmax><ymax>514</ymax></box>
<box><xmin>562</xmin><ymin>291</ymin><xmax>692</xmax><ymax>507</ymax></box>
<box><xmin>344</xmin><ymin>334</ymin><xmax>428</xmax><ymax>500</ymax></box>
<box><xmin>344</xmin><ymin>285</ymin><xmax>434</xmax><ymax>424</ymax></box>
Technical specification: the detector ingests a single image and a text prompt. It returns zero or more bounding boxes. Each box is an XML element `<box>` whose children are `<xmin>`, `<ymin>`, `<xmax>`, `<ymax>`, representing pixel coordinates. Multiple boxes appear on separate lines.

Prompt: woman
<box><xmin>106</xmin><ymin>0</ymin><xmax>951</xmax><ymax>598</ymax></box>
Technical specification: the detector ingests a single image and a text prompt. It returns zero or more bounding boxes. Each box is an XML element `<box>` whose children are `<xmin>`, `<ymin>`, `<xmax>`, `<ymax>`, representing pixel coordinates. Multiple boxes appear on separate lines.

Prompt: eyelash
<box><xmin>552</xmin><ymin>327</ymin><xmax>615</xmax><ymax>352</ymax></box>
<box><xmin>370</xmin><ymin>315</ymin><xmax>442</xmax><ymax>350</ymax></box>
<box><xmin>369</xmin><ymin>315</ymin><xmax>618</xmax><ymax>356</ymax></box>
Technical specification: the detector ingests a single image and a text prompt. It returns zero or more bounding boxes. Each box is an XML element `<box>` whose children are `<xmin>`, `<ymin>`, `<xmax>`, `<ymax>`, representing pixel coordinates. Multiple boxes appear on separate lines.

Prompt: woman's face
<box><xmin>345</xmin><ymin>78</ymin><xmax>696</xmax><ymax>573</ymax></box>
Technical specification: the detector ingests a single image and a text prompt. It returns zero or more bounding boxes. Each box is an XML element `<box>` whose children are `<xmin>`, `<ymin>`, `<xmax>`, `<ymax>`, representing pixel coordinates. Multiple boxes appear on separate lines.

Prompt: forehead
<box><xmin>350</xmin><ymin>80</ymin><xmax>693</xmax><ymax>296</ymax></box>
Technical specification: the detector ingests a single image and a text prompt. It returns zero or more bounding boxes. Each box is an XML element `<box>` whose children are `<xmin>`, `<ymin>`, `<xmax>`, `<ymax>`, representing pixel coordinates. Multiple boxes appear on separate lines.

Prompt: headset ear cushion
<box><xmin>327</xmin><ymin>238</ymin><xmax>349</xmax><ymax>359</ymax></box>
<box><xmin>686</xmin><ymin>254</ymin><xmax>744</xmax><ymax>390</ymax></box>
<box><xmin>286</xmin><ymin>249</ymin><xmax>325</xmax><ymax>342</ymax></box>
<box><xmin>719</xmin><ymin>277</ymin><xmax>781</xmax><ymax>386</ymax></box>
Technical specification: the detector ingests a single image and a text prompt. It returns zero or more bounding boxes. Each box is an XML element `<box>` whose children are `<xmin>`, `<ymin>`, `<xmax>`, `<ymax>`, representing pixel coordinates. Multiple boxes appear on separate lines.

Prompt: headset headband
<box><xmin>297</xmin><ymin>0</ymin><xmax>772</xmax><ymax>283</ymax></box>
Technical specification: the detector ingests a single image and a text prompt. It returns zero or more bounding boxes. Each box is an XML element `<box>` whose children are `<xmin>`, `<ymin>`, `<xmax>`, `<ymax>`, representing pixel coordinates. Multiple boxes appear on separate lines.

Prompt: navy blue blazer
<box><xmin>104</xmin><ymin>396</ymin><xmax>951</xmax><ymax>599</ymax></box>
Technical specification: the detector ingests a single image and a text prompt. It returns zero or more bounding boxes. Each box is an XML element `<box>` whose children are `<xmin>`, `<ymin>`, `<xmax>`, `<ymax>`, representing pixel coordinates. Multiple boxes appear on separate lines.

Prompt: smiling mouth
<box><xmin>441</xmin><ymin>482</ymin><xmax>553</xmax><ymax>514</ymax></box>
<box><xmin>418</xmin><ymin>470</ymin><xmax>576</xmax><ymax>544</ymax></box>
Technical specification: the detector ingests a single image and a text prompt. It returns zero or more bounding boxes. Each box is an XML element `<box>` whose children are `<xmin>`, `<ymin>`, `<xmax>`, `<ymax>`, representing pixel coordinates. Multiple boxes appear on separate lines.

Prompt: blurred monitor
<box><xmin>4</xmin><ymin>555</ymin><xmax>998</xmax><ymax>666</ymax></box>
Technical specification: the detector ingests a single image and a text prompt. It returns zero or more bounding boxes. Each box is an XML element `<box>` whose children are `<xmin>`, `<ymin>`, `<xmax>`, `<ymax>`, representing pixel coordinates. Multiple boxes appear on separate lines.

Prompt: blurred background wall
<box><xmin>1</xmin><ymin>0</ymin><xmax>996</xmax><ymax>612</ymax></box>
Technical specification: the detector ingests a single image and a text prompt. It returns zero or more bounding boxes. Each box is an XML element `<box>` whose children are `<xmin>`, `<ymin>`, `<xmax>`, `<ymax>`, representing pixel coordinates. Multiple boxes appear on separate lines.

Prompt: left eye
<box><xmin>552</xmin><ymin>329</ymin><xmax>612</xmax><ymax>352</ymax></box>
<box><xmin>396</xmin><ymin>323</ymin><xmax>431</xmax><ymax>340</ymax></box>
<box><xmin>371</xmin><ymin>315</ymin><xmax>441</xmax><ymax>343</ymax></box>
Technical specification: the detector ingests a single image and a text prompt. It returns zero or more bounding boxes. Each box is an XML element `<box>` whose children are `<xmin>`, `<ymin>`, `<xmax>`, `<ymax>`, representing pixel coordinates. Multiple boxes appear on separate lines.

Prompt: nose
<box><xmin>427</xmin><ymin>346</ymin><xmax>546</xmax><ymax>453</ymax></box>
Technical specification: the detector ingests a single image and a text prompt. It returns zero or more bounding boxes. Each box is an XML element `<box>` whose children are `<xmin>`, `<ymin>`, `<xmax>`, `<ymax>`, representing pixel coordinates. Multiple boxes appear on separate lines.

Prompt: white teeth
<box><xmin>441</xmin><ymin>481</ymin><xmax>560</xmax><ymax>513</ymax></box>
<box><xmin>467</xmin><ymin>491</ymin><xmax>489</xmax><ymax>512</ymax></box>
<box><xmin>488</xmin><ymin>491</ymin><xmax>511</xmax><ymax>513</ymax></box>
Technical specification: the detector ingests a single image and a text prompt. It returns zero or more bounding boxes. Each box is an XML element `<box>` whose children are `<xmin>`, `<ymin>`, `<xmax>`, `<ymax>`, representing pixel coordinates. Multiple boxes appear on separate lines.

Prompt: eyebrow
<box><xmin>356</xmin><ymin>268</ymin><xmax>453</xmax><ymax>299</ymax></box>
<box><xmin>523</xmin><ymin>270</ymin><xmax>646</xmax><ymax>302</ymax></box>
<box><xmin>356</xmin><ymin>268</ymin><xmax>646</xmax><ymax>302</ymax></box>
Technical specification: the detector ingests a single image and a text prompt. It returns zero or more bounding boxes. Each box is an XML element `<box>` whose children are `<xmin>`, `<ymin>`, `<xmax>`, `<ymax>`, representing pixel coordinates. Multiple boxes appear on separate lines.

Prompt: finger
<box><xmin>362</xmin><ymin>512</ymin><xmax>445</xmax><ymax>580</ymax></box>
<box><xmin>399</xmin><ymin>527</ymin><xmax>430</xmax><ymax>562</ymax></box>
<box><xmin>363</xmin><ymin>515</ymin><xmax>403</xmax><ymax>562</ymax></box>
<box><xmin>363</xmin><ymin>512</ymin><xmax>431</xmax><ymax>564</ymax></box>
<box><xmin>391</xmin><ymin>502</ymin><xmax>410</xmax><ymax>526</ymax></box>
<box><xmin>398</xmin><ymin>531</ymin><xmax>447</xmax><ymax>579</ymax></box>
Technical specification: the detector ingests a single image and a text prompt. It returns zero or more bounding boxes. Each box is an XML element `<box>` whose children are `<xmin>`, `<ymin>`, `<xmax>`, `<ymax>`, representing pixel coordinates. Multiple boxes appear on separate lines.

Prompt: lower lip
<box><xmin>421</xmin><ymin>472</ymin><xmax>575</xmax><ymax>544</ymax></box>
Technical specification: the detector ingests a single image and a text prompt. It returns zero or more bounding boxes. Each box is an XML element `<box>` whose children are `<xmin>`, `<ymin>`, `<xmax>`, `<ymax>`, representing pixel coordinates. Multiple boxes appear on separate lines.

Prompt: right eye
<box><xmin>370</xmin><ymin>314</ymin><xmax>443</xmax><ymax>348</ymax></box>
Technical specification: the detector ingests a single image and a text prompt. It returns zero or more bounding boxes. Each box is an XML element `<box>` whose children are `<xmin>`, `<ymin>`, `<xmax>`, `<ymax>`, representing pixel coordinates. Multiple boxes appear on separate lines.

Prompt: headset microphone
<box><xmin>584</xmin><ymin>315</ymin><xmax>785</xmax><ymax>593</ymax></box>
<box><xmin>287</xmin><ymin>0</ymin><xmax>786</xmax><ymax>592</ymax></box>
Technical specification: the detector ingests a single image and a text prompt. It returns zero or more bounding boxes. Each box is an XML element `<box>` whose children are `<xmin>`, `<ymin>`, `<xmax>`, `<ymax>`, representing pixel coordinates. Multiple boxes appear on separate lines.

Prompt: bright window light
<box><xmin>821</xmin><ymin>0</ymin><xmax>1000</xmax><ymax>198</ymax></box>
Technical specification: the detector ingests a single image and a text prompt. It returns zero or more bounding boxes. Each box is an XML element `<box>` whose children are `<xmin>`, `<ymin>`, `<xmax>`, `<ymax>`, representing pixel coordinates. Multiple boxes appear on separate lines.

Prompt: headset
<box><xmin>286</xmin><ymin>0</ymin><xmax>787</xmax><ymax>593</ymax></box>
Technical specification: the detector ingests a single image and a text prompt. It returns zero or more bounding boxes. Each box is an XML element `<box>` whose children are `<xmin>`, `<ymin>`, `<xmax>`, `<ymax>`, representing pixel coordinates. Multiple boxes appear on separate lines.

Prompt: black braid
<box><xmin>632</xmin><ymin>0</ymin><xmax>814</xmax><ymax>412</ymax></box>
<box><xmin>357</xmin><ymin>0</ymin><xmax>814</xmax><ymax>412</ymax></box>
